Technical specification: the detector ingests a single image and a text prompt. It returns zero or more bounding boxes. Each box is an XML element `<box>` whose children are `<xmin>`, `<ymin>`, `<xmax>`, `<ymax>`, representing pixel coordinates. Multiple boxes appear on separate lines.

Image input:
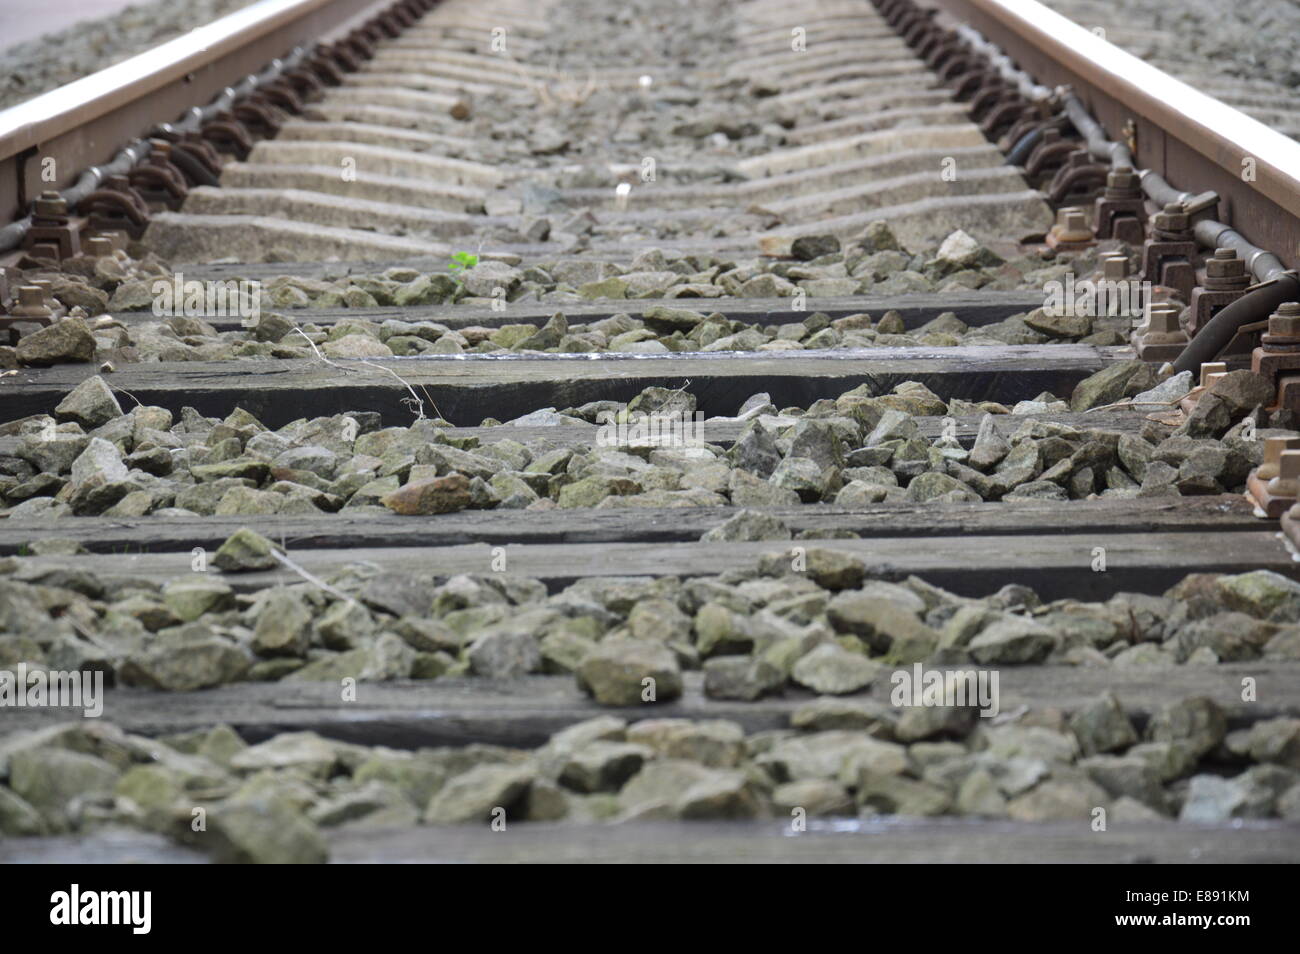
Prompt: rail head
<box><xmin>0</xmin><ymin>0</ymin><xmax>338</xmax><ymax>161</ymax></box>
<box><xmin>931</xmin><ymin>0</ymin><xmax>1300</xmax><ymax>265</ymax></box>
<box><xmin>0</xmin><ymin>0</ymin><xmax>392</xmax><ymax>225</ymax></box>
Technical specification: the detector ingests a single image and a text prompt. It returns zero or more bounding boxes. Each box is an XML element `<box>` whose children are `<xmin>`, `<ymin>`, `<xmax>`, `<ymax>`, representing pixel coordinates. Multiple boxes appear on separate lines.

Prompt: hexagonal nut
<box><xmin>1205</xmin><ymin>250</ymin><xmax>1246</xmax><ymax>278</ymax></box>
<box><xmin>1268</xmin><ymin>313</ymin><xmax>1300</xmax><ymax>339</ymax></box>
<box><xmin>1151</xmin><ymin>203</ymin><xmax>1189</xmax><ymax>233</ymax></box>
<box><xmin>1107</xmin><ymin>166</ymin><xmax>1139</xmax><ymax>191</ymax></box>
<box><xmin>33</xmin><ymin>193</ymin><xmax>69</xmax><ymax>219</ymax></box>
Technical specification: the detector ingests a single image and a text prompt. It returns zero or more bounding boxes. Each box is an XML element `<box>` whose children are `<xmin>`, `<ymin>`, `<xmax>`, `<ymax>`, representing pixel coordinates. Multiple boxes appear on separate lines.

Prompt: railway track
<box><xmin>1</xmin><ymin>0</ymin><xmax>1299</xmax><ymax>869</ymax></box>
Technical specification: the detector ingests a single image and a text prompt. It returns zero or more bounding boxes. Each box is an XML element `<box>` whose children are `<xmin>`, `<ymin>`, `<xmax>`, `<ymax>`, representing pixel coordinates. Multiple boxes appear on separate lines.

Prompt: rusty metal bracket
<box><xmin>258</xmin><ymin>78</ymin><xmax>305</xmax><ymax>115</ymax></box>
<box><xmin>1094</xmin><ymin>164</ymin><xmax>1146</xmax><ymax>245</ymax></box>
<box><xmin>0</xmin><ymin>284</ymin><xmax>56</xmax><ymax>343</ymax></box>
<box><xmin>1045</xmin><ymin>206</ymin><xmax>1095</xmax><ymax>252</ymax></box>
<box><xmin>201</xmin><ymin>111</ymin><xmax>256</xmax><ymax>159</ymax></box>
<box><xmin>128</xmin><ymin>141</ymin><xmax>189</xmax><ymax>210</ymax></box>
<box><xmin>322</xmin><ymin>42</ymin><xmax>364</xmax><ymax>75</ymax></box>
<box><xmin>1251</xmin><ymin>302</ymin><xmax>1300</xmax><ymax>415</ymax></box>
<box><xmin>1142</xmin><ymin>202</ymin><xmax>1199</xmax><ymax>302</ymax></box>
<box><xmin>170</xmin><ymin>132</ymin><xmax>224</xmax><ymax>186</ymax></box>
<box><xmin>977</xmin><ymin>93</ymin><xmax>1026</xmax><ymax>139</ymax></box>
<box><xmin>1024</xmin><ymin>128</ymin><xmax>1078</xmax><ymax>179</ymax></box>
<box><xmin>24</xmin><ymin>190</ymin><xmax>82</xmax><ymax>261</ymax></box>
<box><xmin>282</xmin><ymin>66</ymin><xmax>324</xmax><ymax>100</ymax></box>
<box><xmin>1132</xmin><ymin>302</ymin><xmax>1188</xmax><ymax>362</ymax></box>
<box><xmin>79</xmin><ymin>175</ymin><xmax>151</xmax><ymax>238</ymax></box>
<box><xmin>1046</xmin><ymin>149</ymin><xmax>1109</xmax><ymax>203</ymax></box>
<box><xmin>233</xmin><ymin>96</ymin><xmax>283</xmax><ymax>138</ymax></box>
<box><xmin>1188</xmin><ymin>247</ymin><xmax>1253</xmax><ymax>339</ymax></box>
<box><xmin>949</xmin><ymin>66</ymin><xmax>993</xmax><ymax>101</ymax></box>
<box><xmin>1246</xmin><ymin>436</ymin><xmax>1300</xmax><ymax>518</ymax></box>
<box><xmin>968</xmin><ymin>79</ymin><xmax>1009</xmax><ymax>119</ymax></box>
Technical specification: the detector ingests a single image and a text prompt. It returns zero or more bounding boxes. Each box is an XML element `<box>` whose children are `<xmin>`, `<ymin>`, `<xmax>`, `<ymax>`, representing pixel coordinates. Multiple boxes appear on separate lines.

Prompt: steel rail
<box><xmin>928</xmin><ymin>0</ymin><xmax>1300</xmax><ymax>271</ymax></box>
<box><xmin>0</xmin><ymin>0</ymin><xmax>394</xmax><ymax>227</ymax></box>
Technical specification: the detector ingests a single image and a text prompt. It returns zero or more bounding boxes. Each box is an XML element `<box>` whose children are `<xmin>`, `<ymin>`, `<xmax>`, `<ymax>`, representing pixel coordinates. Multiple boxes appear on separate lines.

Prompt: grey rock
<box><xmin>702</xmin><ymin>654</ymin><xmax>786</xmax><ymax>701</ymax></box>
<box><xmin>1146</xmin><ymin>697</ymin><xmax>1226</xmax><ymax>758</ymax></box>
<box><xmin>791</xmin><ymin>643</ymin><xmax>881</xmax><ymax>694</ymax></box>
<box><xmin>577</xmin><ymin>637</ymin><xmax>683</xmax><ymax>706</ymax></box>
<box><xmin>1069</xmin><ymin>692</ymin><xmax>1139</xmax><ymax>755</ymax></box>
<box><xmin>54</xmin><ymin>376</ymin><xmax>122</xmax><ymax>428</ymax></box>
<box><xmin>701</xmin><ymin>509</ymin><xmax>792</xmax><ymax>542</ymax></box>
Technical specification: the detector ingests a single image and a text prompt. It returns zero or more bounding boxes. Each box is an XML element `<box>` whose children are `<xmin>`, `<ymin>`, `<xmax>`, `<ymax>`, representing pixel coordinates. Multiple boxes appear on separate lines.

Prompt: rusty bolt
<box><xmin>1105</xmin><ymin>164</ymin><xmax>1141</xmax><ymax>196</ymax></box>
<box><xmin>1101</xmin><ymin>254</ymin><xmax>1129</xmax><ymax>280</ymax></box>
<box><xmin>85</xmin><ymin>236</ymin><xmax>114</xmax><ymax>258</ymax></box>
<box><xmin>28</xmin><ymin>279</ymin><xmax>56</xmax><ymax>306</ymax></box>
<box><xmin>1140</xmin><ymin>301</ymin><xmax>1179</xmax><ymax>332</ymax></box>
<box><xmin>1141</xmin><ymin>303</ymin><xmax>1187</xmax><ymax>345</ymax></box>
<box><xmin>1205</xmin><ymin>247</ymin><xmax>1247</xmax><ymax>279</ymax></box>
<box><xmin>1259</xmin><ymin>435</ymin><xmax>1300</xmax><ymax>480</ymax></box>
<box><xmin>33</xmin><ymin>191</ymin><xmax>69</xmax><ymax>220</ymax></box>
<box><xmin>1053</xmin><ymin>207</ymin><xmax>1093</xmax><ymax>242</ymax></box>
<box><xmin>1065</xmin><ymin>148</ymin><xmax>1091</xmax><ymax>169</ymax></box>
<box><xmin>1152</xmin><ymin>202</ymin><xmax>1190</xmax><ymax>232</ymax></box>
<box><xmin>1198</xmin><ymin>361</ymin><xmax>1228</xmax><ymax>388</ymax></box>
<box><xmin>1267</xmin><ymin>449</ymin><xmax>1300</xmax><ymax>497</ymax></box>
<box><xmin>1151</xmin><ymin>202</ymin><xmax>1190</xmax><ymax>234</ymax></box>
<box><xmin>11</xmin><ymin>286</ymin><xmax>52</xmax><ymax>318</ymax></box>
<box><xmin>1268</xmin><ymin>302</ymin><xmax>1300</xmax><ymax>340</ymax></box>
<box><xmin>1147</xmin><ymin>308</ymin><xmax>1182</xmax><ymax>336</ymax></box>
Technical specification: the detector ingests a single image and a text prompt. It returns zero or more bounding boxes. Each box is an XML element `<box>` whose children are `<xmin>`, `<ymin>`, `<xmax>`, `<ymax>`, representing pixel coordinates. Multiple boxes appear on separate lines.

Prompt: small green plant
<box><xmin>448</xmin><ymin>251</ymin><xmax>478</xmax><ymax>280</ymax></box>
